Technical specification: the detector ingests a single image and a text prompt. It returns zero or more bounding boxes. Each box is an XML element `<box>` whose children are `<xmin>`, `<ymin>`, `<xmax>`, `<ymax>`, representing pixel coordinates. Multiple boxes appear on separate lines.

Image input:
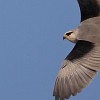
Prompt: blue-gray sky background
<box><xmin>0</xmin><ymin>0</ymin><xmax>100</xmax><ymax>100</ymax></box>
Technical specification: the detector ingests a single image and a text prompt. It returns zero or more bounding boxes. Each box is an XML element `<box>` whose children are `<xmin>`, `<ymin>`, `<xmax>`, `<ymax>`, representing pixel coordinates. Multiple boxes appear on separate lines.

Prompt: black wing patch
<box><xmin>77</xmin><ymin>0</ymin><xmax>100</xmax><ymax>21</ymax></box>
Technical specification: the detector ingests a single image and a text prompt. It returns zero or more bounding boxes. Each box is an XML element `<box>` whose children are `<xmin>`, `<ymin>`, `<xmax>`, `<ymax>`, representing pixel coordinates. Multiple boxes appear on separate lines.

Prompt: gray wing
<box><xmin>77</xmin><ymin>0</ymin><xmax>100</xmax><ymax>21</ymax></box>
<box><xmin>53</xmin><ymin>40</ymin><xmax>100</xmax><ymax>100</ymax></box>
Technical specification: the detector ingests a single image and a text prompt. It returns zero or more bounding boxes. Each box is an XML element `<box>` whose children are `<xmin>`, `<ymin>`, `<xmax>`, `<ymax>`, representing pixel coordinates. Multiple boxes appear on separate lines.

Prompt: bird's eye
<box><xmin>66</xmin><ymin>31</ymin><xmax>73</xmax><ymax>36</ymax></box>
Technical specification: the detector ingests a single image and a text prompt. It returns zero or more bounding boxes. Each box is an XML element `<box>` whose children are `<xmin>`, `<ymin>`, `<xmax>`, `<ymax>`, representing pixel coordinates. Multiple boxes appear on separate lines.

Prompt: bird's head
<box><xmin>63</xmin><ymin>29</ymin><xmax>78</xmax><ymax>43</ymax></box>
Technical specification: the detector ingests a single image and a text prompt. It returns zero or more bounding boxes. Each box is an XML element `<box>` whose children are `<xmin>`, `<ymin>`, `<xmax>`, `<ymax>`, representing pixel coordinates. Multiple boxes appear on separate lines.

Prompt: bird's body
<box><xmin>78</xmin><ymin>17</ymin><xmax>100</xmax><ymax>43</ymax></box>
<box><xmin>53</xmin><ymin>0</ymin><xmax>100</xmax><ymax>100</ymax></box>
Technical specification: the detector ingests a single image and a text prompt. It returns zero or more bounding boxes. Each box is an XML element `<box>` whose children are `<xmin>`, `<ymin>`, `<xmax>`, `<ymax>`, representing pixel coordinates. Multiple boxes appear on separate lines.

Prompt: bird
<box><xmin>53</xmin><ymin>0</ymin><xmax>100</xmax><ymax>100</ymax></box>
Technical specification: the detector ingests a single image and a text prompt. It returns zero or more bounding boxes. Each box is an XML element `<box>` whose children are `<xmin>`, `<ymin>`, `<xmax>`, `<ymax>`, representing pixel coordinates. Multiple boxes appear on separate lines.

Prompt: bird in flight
<box><xmin>53</xmin><ymin>0</ymin><xmax>100</xmax><ymax>100</ymax></box>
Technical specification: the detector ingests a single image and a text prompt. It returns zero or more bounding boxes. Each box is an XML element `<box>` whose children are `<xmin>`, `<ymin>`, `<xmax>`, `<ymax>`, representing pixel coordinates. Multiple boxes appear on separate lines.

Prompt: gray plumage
<box><xmin>53</xmin><ymin>0</ymin><xmax>100</xmax><ymax>100</ymax></box>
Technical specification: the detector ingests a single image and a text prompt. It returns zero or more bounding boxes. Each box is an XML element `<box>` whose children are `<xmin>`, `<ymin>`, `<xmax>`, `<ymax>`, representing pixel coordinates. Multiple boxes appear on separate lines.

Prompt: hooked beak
<box><xmin>63</xmin><ymin>36</ymin><xmax>66</xmax><ymax>40</ymax></box>
<box><xmin>63</xmin><ymin>34</ymin><xmax>66</xmax><ymax>40</ymax></box>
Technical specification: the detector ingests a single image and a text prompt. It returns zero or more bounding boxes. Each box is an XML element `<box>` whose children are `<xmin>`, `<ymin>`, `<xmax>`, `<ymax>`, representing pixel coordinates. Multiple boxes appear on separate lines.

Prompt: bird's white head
<box><xmin>63</xmin><ymin>29</ymin><xmax>79</xmax><ymax>43</ymax></box>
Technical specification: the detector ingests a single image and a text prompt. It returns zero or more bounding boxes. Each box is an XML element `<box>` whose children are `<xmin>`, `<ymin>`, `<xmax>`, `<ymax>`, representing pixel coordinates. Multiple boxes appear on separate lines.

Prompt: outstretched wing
<box><xmin>53</xmin><ymin>40</ymin><xmax>100</xmax><ymax>100</ymax></box>
<box><xmin>77</xmin><ymin>0</ymin><xmax>100</xmax><ymax>21</ymax></box>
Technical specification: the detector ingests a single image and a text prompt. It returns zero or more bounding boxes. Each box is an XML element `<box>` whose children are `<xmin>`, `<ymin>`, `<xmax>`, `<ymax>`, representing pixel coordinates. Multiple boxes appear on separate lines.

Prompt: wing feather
<box><xmin>53</xmin><ymin>40</ymin><xmax>100</xmax><ymax>99</ymax></box>
<box><xmin>77</xmin><ymin>0</ymin><xmax>100</xmax><ymax>21</ymax></box>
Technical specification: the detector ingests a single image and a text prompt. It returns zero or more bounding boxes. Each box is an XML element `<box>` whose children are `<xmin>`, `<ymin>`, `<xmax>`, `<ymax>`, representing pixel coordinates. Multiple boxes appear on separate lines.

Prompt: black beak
<box><xmin>63</xmin><ymin>36</ymin><xmax>66</xmax><ymax>40</ymax></box>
